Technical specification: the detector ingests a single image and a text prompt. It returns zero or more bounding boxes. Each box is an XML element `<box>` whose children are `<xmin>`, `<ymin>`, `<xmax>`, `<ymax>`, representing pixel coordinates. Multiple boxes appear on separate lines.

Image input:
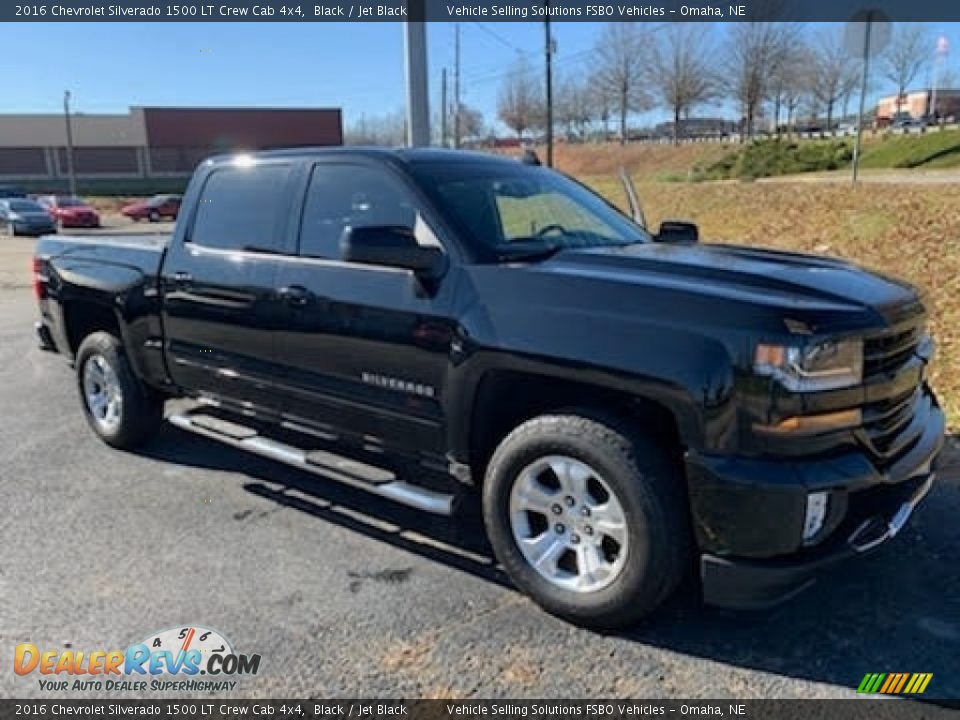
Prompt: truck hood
<box><xmin>540</xmin><ymin>242</ymin><xmax>921</xmax><ymax>323</ymax></box>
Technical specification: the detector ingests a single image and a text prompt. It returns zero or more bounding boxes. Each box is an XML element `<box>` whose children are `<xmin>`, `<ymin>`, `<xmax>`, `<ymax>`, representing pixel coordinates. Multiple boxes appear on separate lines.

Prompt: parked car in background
<box><xmin>891</xmin><ymin>114</ymin><xmax>927</xmax><ymax>132</ymax></box>
<box><xmin>836</xmin><ymin>122</ymin><xmax>858</xmax><ymax>137</ymax></box>
<box><xmin>0</xmin><ymin>198</ymin><xmax>57</xmax><ymax>236</ymax></box>
<box><xmin>37</xmin><ymin>195</ymin><xmax>100</xmax><ymax>228</ymax></box>
<box><xmin>122</xmin><ymin>194</ymin><xmax>182</xmax><ymax>222</ymax></box>
<box><xmin>0</xmin><ymin>185</ymin><xmax>27</xmax><ymax>198</ymax></box>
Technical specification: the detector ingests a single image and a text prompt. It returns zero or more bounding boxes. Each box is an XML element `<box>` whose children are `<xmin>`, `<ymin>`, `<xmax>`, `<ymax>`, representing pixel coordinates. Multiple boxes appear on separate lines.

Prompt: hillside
<box><xmin>533</xmin><ymin>129</ymin><xmax>960</xmax><ymax>181</ymax></box>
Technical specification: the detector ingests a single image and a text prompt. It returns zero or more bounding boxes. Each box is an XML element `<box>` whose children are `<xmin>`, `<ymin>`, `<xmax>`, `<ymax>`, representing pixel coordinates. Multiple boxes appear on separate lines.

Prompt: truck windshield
<box><xmin>411</xmin><ymin>161</ymin><xmax>649</xmax><ymax>261</ymax></box>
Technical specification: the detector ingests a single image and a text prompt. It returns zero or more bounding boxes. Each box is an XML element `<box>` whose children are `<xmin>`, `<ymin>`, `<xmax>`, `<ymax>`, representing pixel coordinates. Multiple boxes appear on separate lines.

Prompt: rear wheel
<box><xmin>148</xmin><ymin>210</ymin><xmax>160</xmax><ymax>222</ymax></box>
<box><xmin>76</xmin><ymin>332</ymin><xmax>163</xmax><ymax>449</ymax></box>
<box><xmin>482</xmin><ymin>411</ymin><xmax>690</xmax><ymax>629</ymax></box>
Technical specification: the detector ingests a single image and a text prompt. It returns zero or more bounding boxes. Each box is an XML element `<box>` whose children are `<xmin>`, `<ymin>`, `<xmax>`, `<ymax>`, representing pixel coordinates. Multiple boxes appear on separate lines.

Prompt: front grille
<box><xmin>862</xmin><ymin>387</ymin><xmax>919</xmax><ymax>455</ymax></box>
<box><xmin>864</xmin><ymin>325</ymin><xmax>921</xmax><ymax>377</ymax></box>
<box><xmin>860</xmin><ymin>321</ymin><xmax>926</xmax><ymax>459</ymax></box>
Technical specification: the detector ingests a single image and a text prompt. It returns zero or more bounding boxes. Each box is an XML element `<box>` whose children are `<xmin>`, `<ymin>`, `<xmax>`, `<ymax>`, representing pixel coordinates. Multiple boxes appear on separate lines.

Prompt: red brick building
<box><xmin>0</xmin><ymin>106</ymin><xmax>342</xmax><ymax>191</ymax></box>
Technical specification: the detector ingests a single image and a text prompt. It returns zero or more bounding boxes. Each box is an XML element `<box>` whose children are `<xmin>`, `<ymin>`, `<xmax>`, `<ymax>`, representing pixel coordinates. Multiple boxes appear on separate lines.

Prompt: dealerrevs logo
<box><xmin>14</xmin><ymin>625</ymin><xmax>261</xmax><ymax>692</ymax></box>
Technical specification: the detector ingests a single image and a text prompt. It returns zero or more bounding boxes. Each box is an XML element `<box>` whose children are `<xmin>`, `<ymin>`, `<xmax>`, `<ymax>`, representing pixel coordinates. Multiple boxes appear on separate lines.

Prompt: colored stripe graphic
<box><xmin>894</xmin><ymin>673</ymin><xmax>910</xmax><ymax>693</ymax></box>
<box><xmin>858</xmin><ymin>673</ymin><xmax>933</xmax><ymax>694</ymax></box>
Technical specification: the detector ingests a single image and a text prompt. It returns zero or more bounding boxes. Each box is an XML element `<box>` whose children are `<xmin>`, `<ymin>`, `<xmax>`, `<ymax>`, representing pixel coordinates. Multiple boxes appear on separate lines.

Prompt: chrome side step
<box><xmin>168</xmin><ymin>413</ymin><xmax>454</xmax><ymax>515</ymax></box>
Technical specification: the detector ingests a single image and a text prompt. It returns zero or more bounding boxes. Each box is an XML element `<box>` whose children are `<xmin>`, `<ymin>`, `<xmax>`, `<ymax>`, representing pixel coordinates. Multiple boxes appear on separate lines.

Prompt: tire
<box><xmin>148</xmin><ymin>210</ymin><xmax>160</xmax><ymax>222</ymax></box>
<box><xmin>75</xmin><ymin>331</ymin><xmax>163</xmax><ymax>449</ymax></box>
<box><xmin>482</xmin><ymin>411</ymin><xmax>690</xmax><ymax>629</ymax></box>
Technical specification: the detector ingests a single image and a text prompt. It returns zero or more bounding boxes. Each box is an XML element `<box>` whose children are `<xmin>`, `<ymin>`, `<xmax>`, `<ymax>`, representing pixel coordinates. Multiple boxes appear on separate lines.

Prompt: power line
<box><xmin>471</xmin><ymin>23</ymin><xmax>526</xmax><ymax>54</ymax></box>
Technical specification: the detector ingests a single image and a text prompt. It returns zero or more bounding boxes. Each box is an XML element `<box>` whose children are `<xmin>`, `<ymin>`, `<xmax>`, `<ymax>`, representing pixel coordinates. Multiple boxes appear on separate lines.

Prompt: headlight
<box><xmin>7</xmin><ymin>212</ymin><xmax>21</xmax><ymax>221</ymax></box>
<box><xmin>754</xmin><ymin>338</ymin><xmax>863</xmax><ymax>391</ymax></box>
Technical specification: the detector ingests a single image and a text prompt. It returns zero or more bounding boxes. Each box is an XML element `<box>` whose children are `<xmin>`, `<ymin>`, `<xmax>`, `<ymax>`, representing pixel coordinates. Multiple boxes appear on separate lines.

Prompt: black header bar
<box><xmin>6</xmin><ymin>0</ymin><xmax>960</xmax><ymax>23</ymax></box>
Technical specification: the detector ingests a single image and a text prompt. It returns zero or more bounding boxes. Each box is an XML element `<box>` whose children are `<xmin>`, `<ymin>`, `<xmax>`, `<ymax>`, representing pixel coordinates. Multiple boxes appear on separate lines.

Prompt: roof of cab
<box><xmin>202</xmin><ymin>146</ymin><xmax>522</xmax><ymax>168</ymax></box>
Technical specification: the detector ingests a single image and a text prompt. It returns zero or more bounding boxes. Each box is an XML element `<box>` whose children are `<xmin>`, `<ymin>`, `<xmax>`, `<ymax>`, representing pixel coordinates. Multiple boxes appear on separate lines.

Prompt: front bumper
<box><xmin>13</xmin><ymin>221</ymin><xmax>56</xmax><ymax>235</ymax></box>
<box><xmin>688</xmin><ymin>388</ymin><xmax>944</xmax><ymax>609</ymax></box>
<box><xmin>60</xmin><ymin>216</ymin><xmax>99</xmax><ymax>227</ymax></box>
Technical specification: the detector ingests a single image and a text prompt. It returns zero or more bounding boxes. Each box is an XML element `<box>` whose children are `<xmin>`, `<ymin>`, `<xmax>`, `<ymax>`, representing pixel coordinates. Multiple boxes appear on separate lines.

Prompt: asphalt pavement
<box><xmin>1</xmin><ymin>232</ymin><xmax>958</xmax><ymax>702</ymax></box>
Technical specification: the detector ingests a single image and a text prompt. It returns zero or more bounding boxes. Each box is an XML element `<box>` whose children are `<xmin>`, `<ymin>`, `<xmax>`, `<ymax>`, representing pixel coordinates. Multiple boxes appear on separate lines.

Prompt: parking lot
<box><xmin>1</xmin><ymin>230</ymin><xmax>958</xmax><ymax>702</ymax></box>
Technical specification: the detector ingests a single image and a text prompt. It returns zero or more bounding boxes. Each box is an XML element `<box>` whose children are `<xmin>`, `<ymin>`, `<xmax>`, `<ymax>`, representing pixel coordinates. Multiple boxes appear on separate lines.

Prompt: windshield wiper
<box><xmin>495</xmin><ymin>243</ymin><xmax>565</xmax><ymax>263</ymax></box>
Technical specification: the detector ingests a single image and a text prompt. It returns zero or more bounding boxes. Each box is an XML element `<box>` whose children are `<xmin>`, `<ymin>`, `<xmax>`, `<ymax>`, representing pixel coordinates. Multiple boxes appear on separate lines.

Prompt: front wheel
<box><xmin>482</xmin><ymin>411</ymin><xmax>690</xmax><ymax>629</ymax></box>
<box><xmin>148</xmin><ymin>210</ymin><xmax>160</xmax><ymax>222</ymax></box>
<box><xmin>76</xmin><ymin>331</ymin><xmax>163</xmax><ymax>449</ymax></box>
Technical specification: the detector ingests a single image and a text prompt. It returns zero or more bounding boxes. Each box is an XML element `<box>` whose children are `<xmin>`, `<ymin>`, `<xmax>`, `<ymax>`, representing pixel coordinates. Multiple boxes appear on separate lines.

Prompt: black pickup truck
<box><xmin>33</xmin><ymin>148</ymin><xmax>944</xmax><ymax>628</ymax></box>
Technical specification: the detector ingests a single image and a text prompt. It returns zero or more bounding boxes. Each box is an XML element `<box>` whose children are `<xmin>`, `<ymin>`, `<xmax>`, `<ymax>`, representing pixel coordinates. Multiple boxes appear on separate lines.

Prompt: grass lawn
<box><xmin>860</xmin><ymin>128</ymin><xmax>960</xmax><ymax>169</ymax></box>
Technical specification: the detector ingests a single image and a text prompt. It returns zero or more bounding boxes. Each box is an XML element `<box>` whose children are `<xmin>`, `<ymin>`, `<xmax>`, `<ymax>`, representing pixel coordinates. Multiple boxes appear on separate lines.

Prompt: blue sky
<box><xmin>4</xmin><ymin>22</ymin><xmax>960</xmax><ymax>132</ymax></box>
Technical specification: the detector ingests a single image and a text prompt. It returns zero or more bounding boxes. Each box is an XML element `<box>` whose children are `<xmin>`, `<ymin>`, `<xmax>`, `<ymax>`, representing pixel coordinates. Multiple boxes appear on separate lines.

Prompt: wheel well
<box><xmin>64</xmin><ymin>301</ymin><xmax>121</xmax><ymax>356</ymax></box>
<box><xmin>468</xmin><ymin>370</ymin><xmax>684</xmax><ymax>477</ymax></box>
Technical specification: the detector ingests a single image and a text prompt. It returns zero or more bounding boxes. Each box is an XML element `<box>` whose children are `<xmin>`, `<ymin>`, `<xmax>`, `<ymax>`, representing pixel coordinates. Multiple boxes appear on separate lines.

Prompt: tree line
<box><xmin>497</xmin><ymin>22</ymin><xmax>941</xmax><ymax>145</ymax></box>
<box><xmin>344</xmin><ymin>23</ymin><xmax>943</xmax><ymax>147</ymax></box>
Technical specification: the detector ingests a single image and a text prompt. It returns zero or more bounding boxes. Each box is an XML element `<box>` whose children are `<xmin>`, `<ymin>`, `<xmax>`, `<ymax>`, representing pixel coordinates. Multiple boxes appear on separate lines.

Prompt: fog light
<box><xmin>803</xmin><ymin>491</ymin><xmax>829</xmax><ymax>543</ymax></box>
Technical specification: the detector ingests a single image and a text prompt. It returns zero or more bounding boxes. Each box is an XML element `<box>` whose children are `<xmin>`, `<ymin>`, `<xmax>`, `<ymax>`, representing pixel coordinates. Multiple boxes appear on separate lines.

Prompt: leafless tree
<box><xmin>883</xmin><ymin>24</ymin><xmax>930</xmax><ymax>116</ymax></box>
<box><xmin>808</xmin><ymin>27</ymin><xmax>862</xmax><ymax>129</ymax></box>
<box><xmin>723</xmin><ymin>22</ymin><xmax>796</xmax><ymax>139</ymax></box>
<box><xmin>592</xmin><ymin>23</ymin><xmax>652</xmax><ymax>144</ymax></box>
<box><xmin>768</xmin><ymin>41</ymin><xmax>809</xmax><ymax>136</ymax></box>
<box><xmin>344</xmin><ymin>109</ymin><xmax>406</xmax><ymax>146</ymax></box>
<box><xmin>497</xmin><ymin>56</ymin><xmax>543</xmax><ymax>141</ymax></box>
<box><xmin>588</xmin><ymin>72</ymin><xmax>615</xmax><ymax>141</ymax></box>
<box><xmin>648</xmin><ymin>24</ymin><xmax>718</xmax><ymax>145</ymax></box>
<box><xmin>555</xmin><ymin>72</ymin><xmax>594</xmax><ymax>139</ymax></box>
<box><xmin>457</xmin><ymin>104</ymin><xmax>486</xmax><ymax>143</ymax></box>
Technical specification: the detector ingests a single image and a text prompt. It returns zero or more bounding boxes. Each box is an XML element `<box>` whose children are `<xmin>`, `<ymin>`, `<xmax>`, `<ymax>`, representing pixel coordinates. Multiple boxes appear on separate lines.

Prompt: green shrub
<box><xmin>697</xmin><ymin>139</ymin><xmax>853</xmax><ymax>180</ymax></box>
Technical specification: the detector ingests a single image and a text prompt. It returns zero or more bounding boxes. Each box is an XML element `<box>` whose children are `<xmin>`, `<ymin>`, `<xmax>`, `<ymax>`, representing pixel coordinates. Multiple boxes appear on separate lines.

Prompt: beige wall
<box><xmin>0</xmin><ymin>109</ymin><xmax>146</xmax><ymax>147</ymax></box>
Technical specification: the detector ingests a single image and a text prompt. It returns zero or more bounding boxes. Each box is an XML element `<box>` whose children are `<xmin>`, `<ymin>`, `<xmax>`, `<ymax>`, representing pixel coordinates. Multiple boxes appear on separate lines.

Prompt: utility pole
<box><xmin>63</xmin><ymin>90</ymin><xmax>77</xmax><ymax>197</ymax></box>
<box><xmin>931</xmin><ymin>36</ymin><xmax>949</xmax><ymax>123</ymax></box>
<box><xmin>441</xmin><ymin>68</ymin><xmax>448</xmax><ymax>147</ymax></box>
<box><xmin>403</xmin><ymin>6</ymin><xmax>430</xmax><ymax>147</ymax></box>
<box><xmin>544</xmin><ymin>3</ymin><xmax>554</xmax><ymax>167</ymax></box>
<box><xmin>851</xmin><ymin>14</ymin><xmax>873</xmax><ymax>184</ymax></box>
<box><xmin>453</xmin><ymin>24</ymin><xmax>461</xmax><ymax>148</ymax></box>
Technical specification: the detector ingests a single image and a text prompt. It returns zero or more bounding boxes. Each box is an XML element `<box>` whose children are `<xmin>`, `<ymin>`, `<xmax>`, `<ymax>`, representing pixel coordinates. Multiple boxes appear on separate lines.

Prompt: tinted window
<box><xmin>191</xmin><ymin>164</ymin><xmax>291</xmax><ymax>252</ymax></box>
<box><xmin>9</xmin><ymin>200</ymin><xmax>43</xmax><ymax>212</ymax></box>
<box><xmin>298</xmin><ymin>164</ymin><xmax>439</xmax><ymax>259</ymax></box>
<box><xmin>409</xmin><ymin>162</ymin><xmax>648</xmax><ymax>261</ymax></box>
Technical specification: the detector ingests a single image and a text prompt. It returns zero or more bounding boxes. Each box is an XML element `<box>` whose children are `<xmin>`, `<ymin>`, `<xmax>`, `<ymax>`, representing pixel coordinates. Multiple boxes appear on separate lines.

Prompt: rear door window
<box><xmin>298</xmin><ymin>163</ymin><xmax>441</xmax><ymax>259</ymax></box>
<box><xmin>190</xmin><ymin>163</ymin><xmax>293</xmax><ymax>252</ymax></box>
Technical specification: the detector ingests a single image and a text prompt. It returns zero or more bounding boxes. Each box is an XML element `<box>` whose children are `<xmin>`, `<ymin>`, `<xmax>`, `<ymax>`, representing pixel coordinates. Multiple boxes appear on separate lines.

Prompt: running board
<box><xmin>168</xmin><ymin>413</ymin><xmax>454</xmax><ymax>515</ymax></box>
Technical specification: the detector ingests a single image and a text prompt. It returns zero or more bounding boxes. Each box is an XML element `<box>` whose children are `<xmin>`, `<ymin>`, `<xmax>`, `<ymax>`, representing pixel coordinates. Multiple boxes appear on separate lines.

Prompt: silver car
<box><xmin>0</xmin><ymin>198</ymin><xmax>57</xmax><ymax>236</ymax></box>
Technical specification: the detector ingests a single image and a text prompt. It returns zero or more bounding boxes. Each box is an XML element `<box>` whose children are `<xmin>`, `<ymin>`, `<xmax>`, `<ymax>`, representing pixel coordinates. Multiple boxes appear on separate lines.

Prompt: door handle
<box><xmin>279</xmin><ymin>285</ymin><xmax>312</xmax><ymax>307</ymax></box>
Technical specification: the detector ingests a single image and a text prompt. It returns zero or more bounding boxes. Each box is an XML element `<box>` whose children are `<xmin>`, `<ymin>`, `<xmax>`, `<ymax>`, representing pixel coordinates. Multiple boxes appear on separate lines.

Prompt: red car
<box><xmin>37</xmin><ymin>195</ymin><xmax>101</xmax><ymax>228</ymax></box>
<box><xmin>122</xmin><ymin>194</ymin><xmax>182</xmax><ymax>222</ymax></box>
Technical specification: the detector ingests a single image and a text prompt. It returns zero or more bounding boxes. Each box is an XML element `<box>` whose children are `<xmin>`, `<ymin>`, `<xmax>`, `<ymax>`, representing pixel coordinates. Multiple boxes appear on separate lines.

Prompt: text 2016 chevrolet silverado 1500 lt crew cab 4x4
<box><xmin>33</xmin><ymin>148</ymin><xmax>944</xmax><ymax>628</ymax></box>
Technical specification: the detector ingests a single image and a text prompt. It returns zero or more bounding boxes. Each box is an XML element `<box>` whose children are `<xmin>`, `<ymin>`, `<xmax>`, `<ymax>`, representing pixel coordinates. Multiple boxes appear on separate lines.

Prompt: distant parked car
<box><xmin>835</xmin><ymin>122</ymin><xmax>859</xmax><ymax>136</ymax></box>
<box><xmin>122</xmin><ymin>194</ymin><xmax>182</xmax><ymax>222</ymax></box>
<box><xmin>0</xmin><ymin>198</ymin><xmax>57</xmax><ymax>236</ymax></box>
<box><xmin>37</xmin><ymin>195</ymin><xmax>100</xmax><ymax>228</ymax></box>
<box><xmin>0</xmin><ymin>185</ymin><xmax>27</xmax><ymax>198</ymax></box>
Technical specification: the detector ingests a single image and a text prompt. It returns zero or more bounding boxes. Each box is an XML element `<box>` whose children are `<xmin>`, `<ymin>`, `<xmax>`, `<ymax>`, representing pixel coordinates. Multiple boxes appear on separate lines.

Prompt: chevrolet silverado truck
<box><xmin>33</xmin><ymin>148</ymin><xmax>944</xmax><ymax>628</ymax></box>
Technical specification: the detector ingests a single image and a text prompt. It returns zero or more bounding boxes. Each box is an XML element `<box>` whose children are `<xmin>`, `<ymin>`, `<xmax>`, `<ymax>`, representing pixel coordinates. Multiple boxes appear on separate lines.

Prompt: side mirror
<box><xmin>341</xmin><ymin>225</ymin><xmax>446</xmax><ymax>280</ymax></box>
<box><xmin>655</xmin><ymin>220</ymin><xmax>699</xmax><ymax>245</ymax></box>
